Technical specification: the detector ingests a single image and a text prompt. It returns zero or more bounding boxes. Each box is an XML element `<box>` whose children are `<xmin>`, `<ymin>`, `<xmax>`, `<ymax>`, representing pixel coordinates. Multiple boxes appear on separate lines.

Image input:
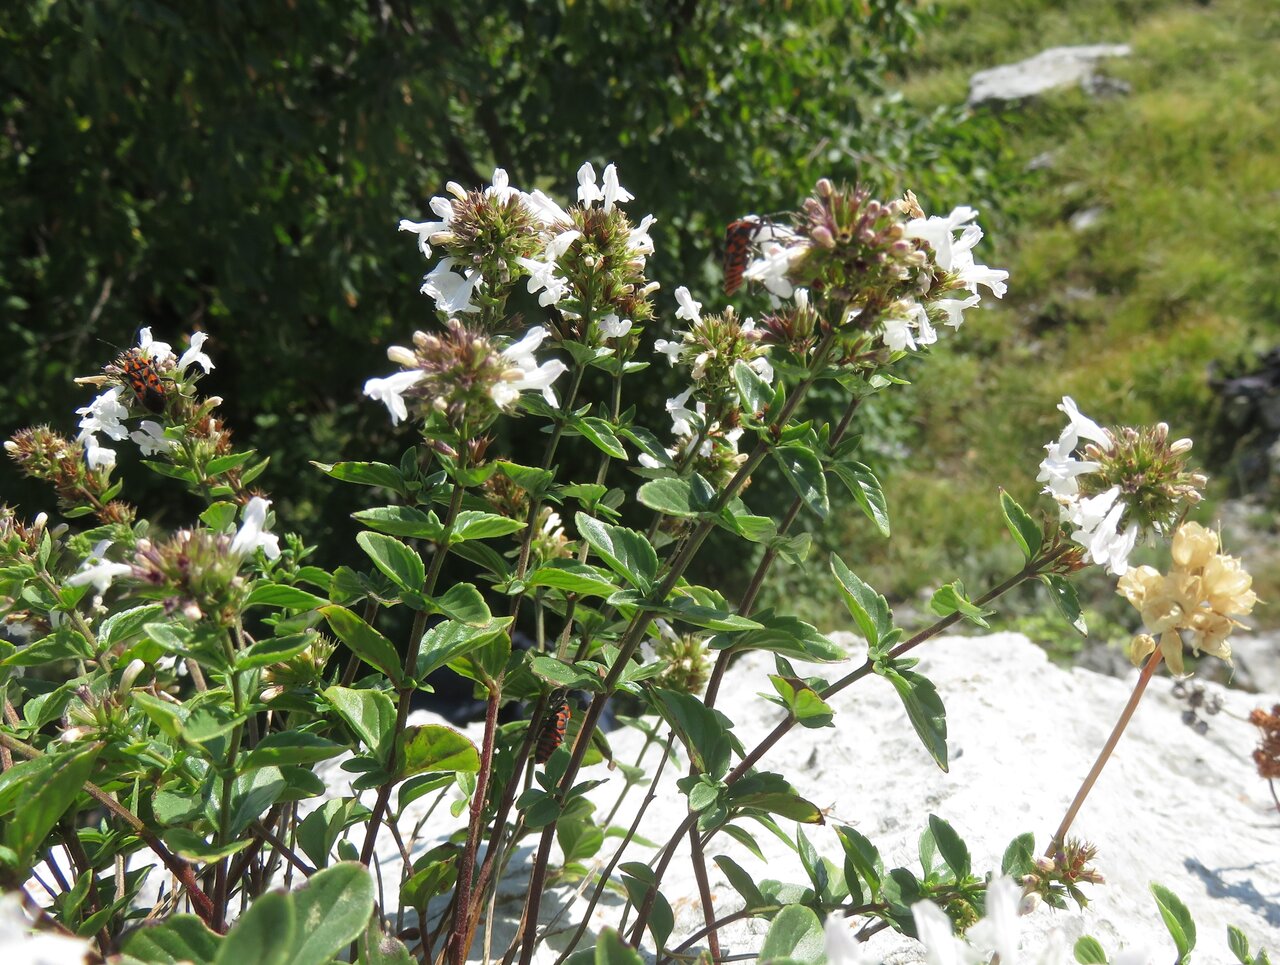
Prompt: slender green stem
<box><xmin>1049</xmin><ymin>647</ymin><xmax>1164</xmax><ymax>851</ymax></box>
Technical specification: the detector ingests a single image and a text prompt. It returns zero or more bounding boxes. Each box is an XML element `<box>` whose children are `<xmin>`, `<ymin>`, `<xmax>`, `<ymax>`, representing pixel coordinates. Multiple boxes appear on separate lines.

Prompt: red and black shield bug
<box><xmin>723</xmin><ymin>216</ymin><xmax>762</xmax><ymax>296</ymax></box>
<box><xmin>121</xmin><ymin>349</ymin><xmax>168</xmax><ymax>414</ymax></box>
<box><xmin>535</xmin><ymin>692</ymin><xmax>572</xmax><ymax>764</ymax></box>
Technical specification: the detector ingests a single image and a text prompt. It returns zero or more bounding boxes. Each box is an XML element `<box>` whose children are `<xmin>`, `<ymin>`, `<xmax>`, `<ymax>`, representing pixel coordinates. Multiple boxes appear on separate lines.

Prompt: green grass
<box><xmin>796</xmin><ymin>0</ymin><xmax>1280</xmax><ymax>630</ymax></box>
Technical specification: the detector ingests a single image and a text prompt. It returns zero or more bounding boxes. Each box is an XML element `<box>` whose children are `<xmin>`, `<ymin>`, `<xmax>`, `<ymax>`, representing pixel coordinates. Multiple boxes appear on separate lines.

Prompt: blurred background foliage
<box><xmin>2</xmin><ymin>0</ymin><xmax>1276</xmax><ymax>633</ymax></box>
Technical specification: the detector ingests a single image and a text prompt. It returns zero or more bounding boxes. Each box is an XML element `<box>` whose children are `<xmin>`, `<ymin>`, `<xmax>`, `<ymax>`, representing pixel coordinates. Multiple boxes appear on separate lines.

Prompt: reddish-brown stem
<box><xmin>1048</xmin><ymin>647</ymin><xmax>1165</xmax><ymax>851</ymax></box>
<box><xmin>687</xmin><ymin>826</ymin><xmax>721</xmax><ymax>961</ymax></box>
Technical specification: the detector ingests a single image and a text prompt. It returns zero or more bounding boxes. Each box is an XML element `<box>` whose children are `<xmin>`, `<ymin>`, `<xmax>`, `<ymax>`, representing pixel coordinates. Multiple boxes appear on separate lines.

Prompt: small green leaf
<box><xmin>594</xmin><ymin>929</ymin><xmax>644</xmax><ymax>965</ymax></box>
<box><xmin>1000</xmin><ymin>489</ymin><xmax>1042</xmax><ymax>562</ymax></box>
<box><xmin>758</xmin><ymin>905</ymin><xmax>824</xmax><ymax>964</ymax></box>
<box><xmin>929</xmin><ymin>582</ymin><xmax>992</xmax><ymax>629</ymax></box>
<box><xmin>323</xmin><ymin>687</ymin><xmax>396</xmax><ymax>762</ymax></box>
<box><xmin>229</xmin><ymin>766</ymin><xmax>287</xmax><ymax>836</ymax></box>
<box><xmin>772</xmin><ymin>442</ymin><xmax>829</xmax><ymax>519</ymax></box>
<box><xmin>523</xmin><ymin>560</ymin><xmax>619</xmax><ymax>598</ymax></box>
<box><xmin>242</xmin><ymin>731</ymin><xmax>347</xmax><ymax>770</ymax></box>
<box><xmin>122</xmin><ymin>914</ymin><xmax>222</xmax><ymax>963</ymax></box>
<box><xmin>1042</xmin><ymin>573</ymin><xmax>1087</xmax><ymax>636</ymax></box>
<box><xmin>636</xmin><ymin>477</ymin><xmax>700</xmax><ymax>518</ymax></box>
<box><xmin>576</xmin><ymin>416</ymin><xmax>628</xmax><ymax>459</ymax></box>
<box><xmin>352</xmin><ymin>506</ymin><xmax>443</xmax><ymax>539</ymax></box>
<box><xmin>311</xmin><ymin>461</ymin><xmax>405</xmax><ymax>493</ymax></box>
<box><xmin>398</xmin><ymin>724</ymin><xmax>480</xmax><ymax>778</ymax></box>
<box><xmin>878</xmin><ymin>662</ymin><xmax>948</xmax><ymax>771</ymax></box>
<box><xmin>3</xmin><ymin>744</ymin><xmax>99</xmax><ymax>865</ymax></box>
<box><xmin>1001</xmin><ymin>832</ymin><xmax>1037</xmax><ymax>879</ymax></box>
<box><xmin>575</xmin><ymin>513</ymin><xmax>658</xmax><ymax>593</ymax></box>
<box><xmin>835</xmin><ymin>826</ymin><xmax>883</xmax><ymax>902</ymax></box>
<box><xmin>710</xmin><ymin>609</ymin><xmax>845</xmax><ymax>662</ymax></box>
<box><xmin>618</xmin><ymin>866</ymin><xmax>674</xmax><ymax>953</ymax></box>
<box><xmin>1227</xmin><ymin>925</ymin><xmax>1251</xmax><ymax>965</ymax></box>
<box><xmin>1073</xmin><ymin>936</ymin><xmax>1108</xmax><ymax>964</ymax></box>
<box><xmin>529</xmin><ymin>655</ymin><xmax>606</xmax><ymax>692</ymax></box>
<box><xmin>1151</xmin><ymin>883</ymin><xmax>1196</xmax><ymax>963</ymax></box>
<box><xmin>286</xmin><ymin>863</ymin><xmax>376</xmax><ymax>965</ymax></box>
<box><xmin>650</xmin><ymin>688</ymin><xmax>733</xmax><ymax>780</ymax></box>
<box><xmin>415</xmin><ymin>618</ymin><xmax>513</xmax><ymax>680</ymax></box>
<box><xmin>733</xmin><ymin>358</ymin><xmax>773</xmax><ymax>417</ymax></box>
<box><xmin>321</xmin><ymin>605</ymin><xmax>404</xmax><ymax>684</ymax></box>
<box><xmin>356</xmin><ymin>532</ymin><xmax>425</xmax><ymax>595</ymax></box>
<box><xmin>245</xmin><ymin>585</ymin><xmax>329</xmax><ymax>610</ymax></box>
<box><xmin>831</xmin><ymin>459</ymin><xmax>891</xmax><ymax>538</ymax></box>
<box><xmin>713</xmin><ymin>855</ymin><xmax>770</xmax><ymax>912</ymax></box>
<box><xmin>215</xmin><ymin>891</ymin><xmax>294</xmax><ymax>965</ymax></box>
<box><xmin>162</xmin><ymin>829</ymin><xmax>253</xmax><ymax>863</ymax></box>
<box><xmin>99</xmin><ymin>604</ymin><xmax>165</xmax><ymax>648</ymax></box>
<box><xmin>432</xmin><ymin>582</ymin><xmax>492</xmax><ymax>626</ymax></box>
<box><xmin>927</xmin><ymin>815</ymin><xmax>970</xmax><ymax>880</ymax></box>
<box><xmin>451</xmin><ymin>511</ymin><xmax>526</xmax><ymax>542</ymax></box>
<box><xmin>236</xmin><ymin>632</ymin><xmax>316</xmax><ymax>671</ymax></box>
<box><xmin>830</xmin><ymin>555</ymin><xmax>892</xmax><ymax>651</ymax></box>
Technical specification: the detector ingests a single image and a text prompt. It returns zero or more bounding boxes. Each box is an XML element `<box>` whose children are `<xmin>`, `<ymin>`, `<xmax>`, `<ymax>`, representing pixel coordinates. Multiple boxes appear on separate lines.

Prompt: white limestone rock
<box><xmin>969</xmin><ymin>45</ymin><xmax>1132</xmax><ymax>106</ymax></box>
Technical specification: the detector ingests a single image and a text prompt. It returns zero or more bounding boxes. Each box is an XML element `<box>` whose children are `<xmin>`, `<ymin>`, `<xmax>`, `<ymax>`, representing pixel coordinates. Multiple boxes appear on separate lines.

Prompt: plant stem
<box><xmin>1048</xmin><ymin>647</ymin><xmax>1164</xmax><ymax>851</ymax></box>
<box><xmin>687</xmin><ymin>826</ymin><xmax>721</xmax><ymax>961</ymax></box>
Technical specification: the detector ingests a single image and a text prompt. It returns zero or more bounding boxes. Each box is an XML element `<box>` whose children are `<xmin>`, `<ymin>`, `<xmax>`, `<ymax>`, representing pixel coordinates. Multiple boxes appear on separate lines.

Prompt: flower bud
<box><xmin>118</xmin><ymin>658</ymin><xmax>146</xmax><ymax>696</ymax></box>
<box><xmin>816</xmin><ymin>178</ymin><xmax>834</xmax><ymax>198</ymax></box>
<box><xmin>1170</xmin><ymin>437</ymin><xmax>1193</xmax><ymax>455</ymax></box>
<box><xmin>387</xmin><ymin>345</ymin><xmax>417</xmax><ymax>368</ymax></box>
<box><xmin>810</xmin><ymin>225</ymin><xmax>836</xmax><ymax>249</ymax></box>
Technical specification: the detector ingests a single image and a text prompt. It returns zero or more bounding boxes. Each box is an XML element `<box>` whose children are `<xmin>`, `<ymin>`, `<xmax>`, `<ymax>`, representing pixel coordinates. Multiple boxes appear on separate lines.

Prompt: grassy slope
<box><xmin>798</xmin><ymin>0</ymin><xmax>1280</xmax><ymax>637</ymax></box>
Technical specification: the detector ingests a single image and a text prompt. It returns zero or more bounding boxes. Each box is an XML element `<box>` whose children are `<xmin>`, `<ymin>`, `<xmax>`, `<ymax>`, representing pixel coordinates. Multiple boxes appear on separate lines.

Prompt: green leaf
<box><xmin>245</xmin><ymin>585</ymin><xmax>329</xmax><ymax>610</ymax></box>
<box><xmin>594</xmin><ymin>929</ymin><xmax>644</xmax><ymax>965</ymax></box>
<box><xmin>929</xmin><ymin>582</ymin><xmax>992</xmax><ymax>629</ymax></box>
<box><xmin>3</xmin><ymin>744</ymin><xmax>99</xmax><ymax>864</ymax></box>
<box><xmin>1042</xmin><ymin>573</ymin><xmax>1087</xmax><ymax>636</ymax></box>
<box><xmin>710</xmin><ymin>610</ymin><xmax>846</xmax><ymax>662</ymax></box>
<box><xmin>878</xmin><ymin>662</ymin><xmax>948</xmax><ymax>771</ymax></box>
<box><xmin>296</xmin><ymin>799</ymin><xmax>369</xmax><ymax>870</ymax></box>
<box><xmin>3</xmin><ymin>626</ymin><xmax>92</xmax><ymax>666</ymax></box>
<box><xmin>1001</xmin><ymin>832</ymin><xmax>1037</xmax><ymax>880</ymax></box>
<box><xmin>451</xmin><ymin>511</ymin><xmax>525</xmax><ymax>542</ymax></box>
<box><xmin>617</xmin><ymin>866</ymin><xmax>674</xmax><ymax>953</ymax></box>
<box><xmin>758</xmin><ymin>905</ymin><xmax>824</xmax><ymax>964</ymax></box>
<box><xmin>398</xmin><ymin>724</ymin><xmax>480</xmax><ymax>778</ymax></box>
<box><xmin>235</xmin><ymin>632</ymin><xmax>317</xmax><ymax>671</ymax></box>
<box><xmin>575</xmin><ymin>513</ymin><xmax>658</xmax><ymax>593</ymax></box>
<box><xmin>286</xmin><ymin>863</ymin><xmax>376</xmax><ymax>965</ymax></box>
<box><xmin>529</xmin><ymin>655</ymin><xmax>606</xmax><ymax>692</ymax></box>
<box><xmin>558</xmin><ymin>816</ymin><xmax>605</xmax><ymax>863</ymax></box>
<box><xmin>835</xmin><ymin>825</ymin><xmax>883</xmax><ymax>902</ymax></box>
<box><xmin>352</xmin><ymin>506</ymin><xmax>442</xmax><ymax>539</ymax></box>
<box><xmin>400</xmin><ymin>854</ymin><xmax>459</xmax><ymax>910</ymax></box>
<box><xmin>162</xmin><ymin>829</ymin><xmax>253</xmax><ymax>863</ymax></box>
<box><xmin>131</xmin><ymin>691</ymin><xmax>188</xmax><ymax>740</ymax></box>
<box><xmin>1151</xmin><ymin>883</ymin><xmax>1196</xmax><ymax>963</ymax></box>
<box><xmin>927</xmin><ymin>815</ymin><xmax>970</xmax><ymax>880</ymax></box>
<box><xmin>830</xmin><ymin>555</ymin><xmax>892</xmax><ymax>651</ymax></box>
<box><xmin>733</xmin><ymin>358</ymin><xmax>773</xmax><ymax>417</ymax></box>
<box><xmin>1000</xmin><ymin>489</ymin><xmax>1042</xmax><ymax>562</ymax></box>
<box><xmin>311</xmin><ymin>461</ymin><xmax>405</xmax><ymax>493</ymax></box>
<box><xmin>99</xmin><ymin>604</ymin><xmax>165</xmax><ymax>648</ymax></box>
<box><xmin>772</xmin><ymin>442</ymin><xmax>829</xmax><ymax>519</ymax></box>
<box><xmin>323</xmin><ymin>686</ymin><xmax>396</xmax><ymax>762</ymax></box>
<box><xmin>356</xmin><ymin>532</ymin><xmax>424</xmax><ymax>595</ymax></box>
<box><xmin>415</xmin><ymin>618</ymin><xmax>513</xmax><ymax>680</ymax></box>
<box><xmin>636</xmin><ymin>477</ymin><xmax>701</xmax><ymax>518</ymax></box>
<box><xmin>398</xmin><ymin>774</ymin><xmax>455</xmax><ymax>813</ymax></box>
<box><xmin>713</xmin><ymin>855</ymin><xmax>770</xmax><ymax>912</ymax></box>
<box><xmin>321</xmin><ymin>605</ymin><xmax>404</xmax><ymax>685</ymax></box>
<box><xmin>1227</xmin><ymin>925</ymin><xmax>1251</xmax><ymax>965</ymax></box>
<box><xmin>576</xmin><ymin>416</ymin><xmax>628</xmax><ymax>459</ymax></box>
<box><xmin>523</xmin><ymin>560</ymin><xmax>619</xmax><ymax>598</ymax></box>
<box><xmin>200</xmin><ymin>501</ymin><xmax>240</xmax><ymax>531</ymax></box>
<box><xmin>768</xmin><ymin>676</ymin><xmax>834</xmax><ymax>729</ymax></box>
<box><xmin>432</xmin><ymin>582</ymin><xmax>492</xmax><ymax>626</ymax></box>
<box><xmin>1073</xmin><ymin>936</ymin><xmax>1108</xmax><ymax>964</ymax></box>
<box><xmin>215</xmin><ymin>891</ymin><xmax>294</xmax><ymax>965</ymax></box>
<box><xmin>242</xmin><ymin>731</ymin><xmax>347</xmax><ymax>770</ymax></box>
<box><xmin>831</xmin><ymin>460</ymin><xmax>891</xmax><ymax>537</ymax></box>
<box><xmin>651</xmin><ymin>688</ymin><xmax>733</xmax><ymax>780</ymax></box>
<box><xmin>123</xmin><ymin>914</ymin><xmax>222</xmax><ymax>963</ymax></box>
<box><xmin>361</xmin><ymin>918</ymin><xmax>413</xmax><ymax>965</ymax></box>
<box><xmin>728</xmin><ymin>772</ymin><xmax>824</xmax><ymax>823</ymax></box>
<box><xmin>229</xmin><ymin>766</ymin><xmax>287</xmax><ymax>836</ymax></box>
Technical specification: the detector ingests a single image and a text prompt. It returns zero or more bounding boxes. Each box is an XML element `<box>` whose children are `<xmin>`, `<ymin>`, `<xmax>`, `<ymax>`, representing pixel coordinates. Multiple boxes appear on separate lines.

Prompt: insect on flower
<box><xmin>723</xmin><ymin>216</ymin><xmax>763</xmax><ymax>296</ymax></box>
<box><xmin>535</xmin><ymin>692</ymin><xmax>572</xmax><ymax>764</ymax></box>
<box><xmin>120</xmin><ymin>350</ymin><xmax>168</xmax><ymax>414</ymax></box>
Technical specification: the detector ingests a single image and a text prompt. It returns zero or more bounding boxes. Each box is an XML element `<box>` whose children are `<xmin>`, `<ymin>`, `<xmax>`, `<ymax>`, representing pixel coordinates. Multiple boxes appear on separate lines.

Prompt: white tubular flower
<box><xmin>1068</xmin><ymin>486</ymin><xmax>1138</xmax><ymax>576</ymax></box>
<box><xmin>1056</xmin><ymin>396</ymin><xmax>1111</xmax><ymax>450</ymax></box>
<box><xmin>491</xmin><ymin>327</ymin><xmax>569</xmax><ymax>409</ymax></box>
<box><xmin>81</xmin><ymin>434</ymin><xmax>117</xmax><ymax>471</ymax></box>
<box><xmin>420</xmin><ymin>258</ymin><xmax>482</xmax><ymax>314</ymax></box>
<box><xmin>130</xmin><ymin>420</ymin><xmax>177</xmax><ymax>457</ymax></box>
<box><xmin>936</xmin><ymin>293</ymin><xmax>981</xmax><ymax>329</ymax></box>
<box><xmin>67</xmin><ymin>540</ymin><xmax>132</xmax><ymax>594</ymax></box>
<box><xmin>823</xmin><ymin>915</ymin><xmax>873</xmax><ymax>965</ymax></box>
<box><xmin>137</xmin><ymin>327</ymin><xmax>175</xmax><ymax>366</ymax></box>
<box><xmin>742</xmin><ymin>239</ymin><xmax>802</xmax><ymax>298</ymax></box>
<box><xmin>907</xmin><ymin>206</ymin><xmax>1009</xmax><ymax>299</ymax></box>
<box><xmin>882</xmin><ymin>316</ymin><xmax>916</xmax><ymax>352</ymax></box>
<box><xmin>911</xmin><ymin>898</ymin><xmax>975</xmax><ymax>965</ymax></box>
<box><xmin>1037</xmin><ymin>439</ymin><xmax>1100</xmax><ymax>500</ymax></box>
<box><xmin>628</xmin><ymin>214</ymin><xmax>656</xmax><ymax>259</ymax></box>
<box><xmin>364</xmin><ymin>370</ymin><xmax>426</xmax><ymax>426</ymax></box>
<box><xmin>598</xmin><ymin>314</ymin><xmax>633</xmax><ymax>340</ymax></box>
<box><xmin>399</xmin><ymin>195</ymin><xmax>456</xmax><ymax>258</ymax></box>
<box><xmin>966</xmin><ymin>877</ymin><xmax>1021</xmax><ymax>965</ymax></box>
<box><xmin>674</xmin><ymin>286</ymin><xmax>702</xmax><ymax>323</ymax></box>
<box><xmin>484</xmin><ymin>167</ymin><xmax>518</xmax><ymax>203</ymax></box>
<box><xmin>654</xmin><ymin>336</ymin><xmax>685</xmax><ymax>365</ymax></box>
<box><xmin>600</xmin><ymin>163</ymin><xmax>634</xmax><ymax>211</ymax></box>
<box><xmin>178</xmin><ymin>332</ymin><xmax>215</xmax><ymax>373</ymax></box>
<box><xmin>576</xmin><ymin>162</ymin><xmax>604</xmax><ymax>206</ymax></box>
<box><xmin>231</xmin><ymin>496</ymin><xmax>282</xmax><ymax>561</ymax></box>
<box><xmin>517</xmin><ymin>229</ymin><xmax>581</xmax><ymax>307</ymax></box>
<box><xmin>665</xmin><ymin>389</ymin><xmax>701</xmax><ymax>436</ymax></box>
<box><xmin>76</xmin><ymin>387</ymin><xmax>130</xmax><ymax>442</ymax></box>
<box><xmin>525</xmin><ymin>189</ymin><xmax>570</xmax><ymax>226</ymax></box>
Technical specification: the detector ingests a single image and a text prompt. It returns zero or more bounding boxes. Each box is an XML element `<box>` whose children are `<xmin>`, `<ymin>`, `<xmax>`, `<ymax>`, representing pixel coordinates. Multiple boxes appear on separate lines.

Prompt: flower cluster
<box><xmin>1117</xmin><ymin>521</ymin><xmax>1256</xmax><ymax>675</ymax></box>
<box><xmin>639</xmin><ymin>618</ymin><xmax>711</xmax><ymax>694</ymax></box>
<box><xmin>1249</xmin><ymin>704</ymin><xmax>1280</xmax><ymax>786</ymax></box>
<box><xmin>736</xmin><ymin>182</ymin><xmax>1006</xmax><ymax>357</ymax></box>
<box><xmin>364</xmin><ymin>321</ymin><xmax>568</xmax><ymax>434</ymax></box>
<box><xmin>1038</xmin><ymin>397</ymin><xmax>1206</xmax><ymax>576</ymax></box>
<box><xmin>399</xmin><ymin>163</ymin><xmax>657</xmax><ymax>338</ymax></box>
<box><xmin>75</xmin><ymin>329</ymin><xmax>214</xmax><ymax>471</ymax></box>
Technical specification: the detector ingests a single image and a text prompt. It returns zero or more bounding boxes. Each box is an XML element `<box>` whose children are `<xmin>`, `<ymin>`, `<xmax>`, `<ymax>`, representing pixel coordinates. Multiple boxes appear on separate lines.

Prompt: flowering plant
<box><xmin>0</xmin><ymin>164</ymin><xmax>1264</xmax><ymax>965</ymax></box>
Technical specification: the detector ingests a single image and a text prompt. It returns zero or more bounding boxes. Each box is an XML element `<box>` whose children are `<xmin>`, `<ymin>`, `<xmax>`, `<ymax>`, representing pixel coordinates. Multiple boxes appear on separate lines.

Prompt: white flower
<box><xmin>130</xmin><ymin>420</ymin><xmax>177</xmax><ymax>457</ymax></box>
<box><xmin>674</xmin><ymin>286</ymin><xmax>702</xmax><ymax>323</ymax></box>
<box><xmin>576</xmin><ymin>162</ymin><xmax>604</xmax><ymax>206</ymax></box>
<box><xmin>524</xmin><ymin>189</ymin><xmax>570</xmax><ymax>226</ymax></box>
<box><xmin>1067</xmin><ymin>486</ymin><xmax>1138</xmax><ymax>576</ymax></box>
<box><xmin>967</xmin><ymin>877</ymin><xmax>1021</xmax><ymax>965</ymax></box>
<box><xmin>67</xmin><ymin>540</ymin><xmax>132</xmax><ymax>594</ymax></box>
<box><xmin>399</xmin><ymin>195</ymin><xmax>456</xmax><ymax>258</ymax></box>
<box><xmin>76</xmin><ymin>388</ymin><xmax>130</xmax><ymax>442</ymax></box>
<box><xmin>137</xmin><ymin>328</ymin><xmax>174</xmax><ymax>367</ymax></box>
<box><xmin>654</xmin><ymin>337</ymin><xmax>685</xmax><ymax>365</ymax></box>
<box><xmin>628</xmin><ymin>214</ymin><xmax>656</xmax><ymax>259</ymax></box>
<box><xmin>420</xmin><ymin>258</ymin><xmax>482</xmax><ymax>315</ymax></box>
<box><xmin>1037</xmin><ymin>439</ymin><xmax>1100</xmax><ymax>500</ymax></box>
<box><xmin>81</xmin><ymin>434</ymin><xmax>117</xmax><ymax>471</ymax></box>
<box><xmin>823</xmin><ymin>915</ymin><xmax>873</xmax><ymax>965</ymax></box>
<box><xmin>665</xmin><ymin>389</ymin><xmax>701</xmax><ymax>437</ymax></box>
<box><xmin>178</xmin><ymin>332</ymin><xmax>215</xmax><ymax>373</ymax></box>
<box><xmin>912</xmin><ymin>898</ymin><xmax>977</xmax><ymax>965</ymax></box>
<box><xmin>491</xmin><ymin>327</ymin><xmax>569</xmax><ymax>409</ymax></box>
<box><xmin>742</xmin><ymin>239</ymin><xmax>802</xmax><ymax>298</ymax></box>
<box><xmin>0</xmin><ymin>892</ymin><xmax>93</xmax><ymax>964</ymax></box>
<box><xmin>936</xmin><ymin>293</ymin><xmax>981</xmax><ymax>329</ymax></box>
<box><xmin>600</xmin><ymin>163</ymin><xmax>634</xmax><ymax>212</ymax></box>
<box><xmin>484</xmin><ymin>168</ymin><xmax>518</xmax><ymax>203</ymax></box>
<box><xmin>1056</xmin><ymin>396</ymin><xmax>1111</xmax><ymax>450</ymax></box>
<box><xmin>231</xmin><ymin>496</ymin><xmax>281</xmax><ymax>560</ymax></box>
<box><xmin>517</xmin><ymin>230</ymin><xmax>581</xmax><ymax>307</ymax></box>
<box><xmin>906</xmin><ymin>206</ymin><xmax>1008</xmax><ymax>299</ymax></box>
<box><xmin>882</xmin><ymin>316</ymin><xmax>916</xmax><ymax>352</ymax></box>
<box><xmin>364</xmin><ymin>370</ymin><xmax>425</xmax><ymax>426</ymax></box>
<box><xmin>598</xmin><ymin>314</ymin><xmax>632</xmax><ymax>340</ymax></box>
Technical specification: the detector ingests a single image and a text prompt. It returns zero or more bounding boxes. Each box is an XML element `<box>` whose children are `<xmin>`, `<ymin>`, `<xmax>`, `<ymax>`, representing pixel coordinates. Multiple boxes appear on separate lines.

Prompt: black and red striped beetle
<box><xmin>535</xmin><ymin>692</ymin><xmax>572</xmax><ymax>764</ymax></box>
<box><xmin>120</xmin><ymin>349</ymin><xmax>168</xmax><ymax>414</ymax></box>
